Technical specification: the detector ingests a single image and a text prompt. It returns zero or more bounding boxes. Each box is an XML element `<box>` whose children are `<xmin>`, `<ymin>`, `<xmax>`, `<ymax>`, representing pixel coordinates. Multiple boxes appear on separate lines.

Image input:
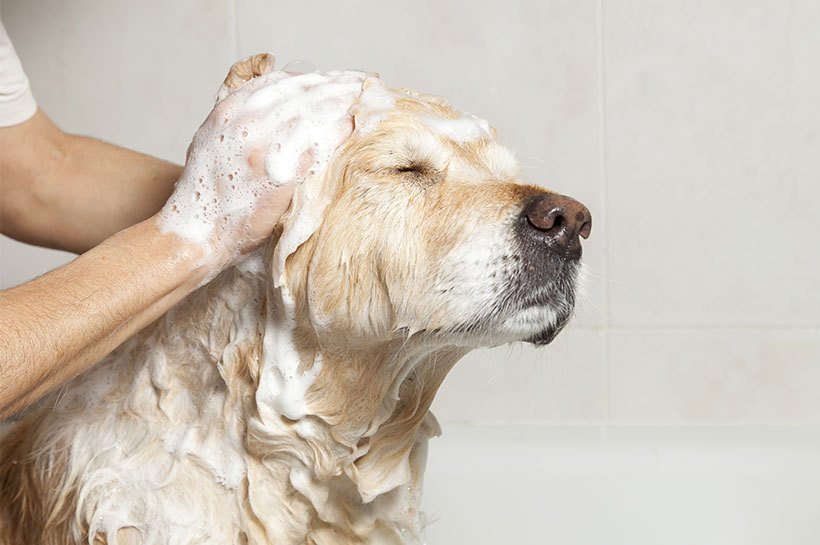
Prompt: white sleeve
<box><xmin>0</xmin><ymin>18</ymin><xmax>37</xmax><ymax>127</ymax></box>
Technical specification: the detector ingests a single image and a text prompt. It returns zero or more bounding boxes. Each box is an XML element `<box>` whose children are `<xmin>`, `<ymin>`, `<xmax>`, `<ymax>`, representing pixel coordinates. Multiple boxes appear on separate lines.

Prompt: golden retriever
<box><xmin>0</xmin><ymin>54</ymin><xmax>591</xmax><ymax>545</ymax></box>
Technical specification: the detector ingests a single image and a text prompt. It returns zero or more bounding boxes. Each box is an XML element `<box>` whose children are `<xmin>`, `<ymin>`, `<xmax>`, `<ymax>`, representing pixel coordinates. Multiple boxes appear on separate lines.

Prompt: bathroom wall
<box><xmin>1</xmin><ymin>0</ymin><xmax>819</xmax><ymax>428</ymax></box>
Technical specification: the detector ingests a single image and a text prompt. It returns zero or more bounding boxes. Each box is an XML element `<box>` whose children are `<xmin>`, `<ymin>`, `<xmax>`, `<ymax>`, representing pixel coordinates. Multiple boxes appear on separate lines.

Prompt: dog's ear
<box><xmin>263</xmin><ymin>73</ymin><xmax>395</xmax><ymax>288</ymax></box>
<box><xmin>270</xmin><ymin>75</ymin><xmax>394</xmax><ymax>288</ymax></box>
<box><xmin>216</xmin><ymin>53</ymin><xmax>276</xmax><ymax>102</ymax></box>
<box><xmin>270</xmin><ymin>98</ymin><xmax>364</xmax><ymax>288</ymax></box>
<box><xmin>270</xmin><ymin>165</ymin><xmax>342</xmax><ymax>288</ymax></box>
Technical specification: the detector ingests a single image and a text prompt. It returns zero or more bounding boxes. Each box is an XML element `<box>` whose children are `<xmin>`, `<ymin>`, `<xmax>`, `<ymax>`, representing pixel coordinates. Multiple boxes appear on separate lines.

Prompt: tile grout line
<box><xmin>568</xmin><ymin>325</ymin><xmax>820</xmax><ymax>332</ymax></box>
<box><xmin>595</xmin><ymin>0</ymin><xmax>611</xmax><ymax>423</ymax></box>
<box><xmin>228</xmin><ymin>0</ymin><xmax>240</xmax><ymax>60</ymax></box>
<box><xmin>438</xmin><ymin>420</ymin><xmax>820</xmax><ymax>429</ymax></box>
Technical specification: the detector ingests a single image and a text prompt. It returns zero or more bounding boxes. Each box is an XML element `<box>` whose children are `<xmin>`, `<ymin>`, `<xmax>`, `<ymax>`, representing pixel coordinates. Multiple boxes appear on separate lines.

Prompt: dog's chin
<box><xmin>504</xmin><ymin>261</ymin><xmax>580</xmax><ymax>347</ymax></box>
<box><xmin>524</xmin><ymin>323</ymin><xmax>565</xmax><ymax>346</ymax></box>
<box><xmin>482</xmin><ymin>301</ymin><xmax>574</xmax><ymax>348</ymax></box>
<box><xmin>435</xmin><ymin>279</ymin><xmax>578</xmax><ymax>348</ymax></box>
<box><xmin>520</xmin><ymin>302</ymin><xmax>573</xmax><ymax>346</ymax></box>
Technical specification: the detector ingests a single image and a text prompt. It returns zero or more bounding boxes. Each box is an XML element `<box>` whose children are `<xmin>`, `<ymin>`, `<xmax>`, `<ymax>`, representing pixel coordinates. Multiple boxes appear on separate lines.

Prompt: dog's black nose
<box><xmin>523</xmin><ymin>193</ymin><xmax>592</xmax><ymax>256</ymax></box>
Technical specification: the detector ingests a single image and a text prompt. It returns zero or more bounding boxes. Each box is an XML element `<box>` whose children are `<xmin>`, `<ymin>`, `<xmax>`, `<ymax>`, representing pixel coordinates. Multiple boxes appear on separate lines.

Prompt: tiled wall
<box><xmin>2</xmin><ymin>0</ymin><xmax>818</xmax><ymax>425</ymax></box>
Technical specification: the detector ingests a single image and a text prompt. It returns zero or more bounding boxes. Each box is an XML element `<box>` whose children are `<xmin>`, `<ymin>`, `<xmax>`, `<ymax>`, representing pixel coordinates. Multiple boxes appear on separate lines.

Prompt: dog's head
<box><xmin>271</xmin><ymin>74</ymin><xmax>592</xmax><ymax>353</ymax></box>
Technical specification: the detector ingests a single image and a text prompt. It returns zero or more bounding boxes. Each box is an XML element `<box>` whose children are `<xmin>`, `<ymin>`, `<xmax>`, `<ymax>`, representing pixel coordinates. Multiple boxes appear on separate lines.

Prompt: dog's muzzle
<box><xmin>514</xmin><ymin>191</ymin><xmax>592</xmax><ymax>345</ymax></box>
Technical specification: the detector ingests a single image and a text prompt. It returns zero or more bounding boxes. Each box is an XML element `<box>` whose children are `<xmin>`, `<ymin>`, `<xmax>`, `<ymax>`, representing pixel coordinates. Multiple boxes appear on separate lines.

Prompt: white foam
<box><xmin>422</xmin><ymin>113</ymin><xmax>492</xmax><ymax>143</ymax></box>
<box><xmin>156</xmin><ymin>66</ymin><xmax>402</xmax><ymax>480</ymax></box>
<box><xmin>157</xmin><ymin>67</ymin><xmax>386</xmax><ymax>272</ymax></box>
<box><xmin>269</xmin><ymin>75</ymin><xmax>397</xmax><ymax>286</ymax></box>
<box><xmin>350</xmin><ymin>76</ymin><xmax>398</xmax><ymax>135</ymax></box>
<box><xmin>256</xmin><ymin>286</ymin><xmax>323</xmax><ymax>422</ymax></box>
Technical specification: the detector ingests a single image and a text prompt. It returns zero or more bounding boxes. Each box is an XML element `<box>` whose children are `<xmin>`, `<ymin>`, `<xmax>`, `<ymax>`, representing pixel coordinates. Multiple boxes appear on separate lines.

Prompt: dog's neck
<box><xmin>86</xmin><ymin>251</ymin><xmax>463</xmax><ymax>544</ymax></box>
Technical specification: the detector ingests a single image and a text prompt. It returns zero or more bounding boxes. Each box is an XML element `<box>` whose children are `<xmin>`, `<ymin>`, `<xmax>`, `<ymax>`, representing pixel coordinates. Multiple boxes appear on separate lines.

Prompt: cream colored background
<box><xmin>2</xmin><ymin>1</ymin><xmax>819</xmax><ymax>543</ymax></box>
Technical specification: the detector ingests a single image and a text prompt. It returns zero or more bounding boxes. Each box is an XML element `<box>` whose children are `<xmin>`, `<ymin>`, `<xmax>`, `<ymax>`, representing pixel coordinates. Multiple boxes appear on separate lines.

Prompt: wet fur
<box><xmin>0</xmin><ymin>78</ymin><xmax>578</xmax><ymax>544</ymax></box>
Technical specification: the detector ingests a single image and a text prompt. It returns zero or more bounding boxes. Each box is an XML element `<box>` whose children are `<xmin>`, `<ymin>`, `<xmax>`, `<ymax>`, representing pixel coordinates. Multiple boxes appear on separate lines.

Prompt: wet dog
<box><xmin>0</xmin><ymin>54</ymin><xmax>591</xmax><ymax>545</ymax></box>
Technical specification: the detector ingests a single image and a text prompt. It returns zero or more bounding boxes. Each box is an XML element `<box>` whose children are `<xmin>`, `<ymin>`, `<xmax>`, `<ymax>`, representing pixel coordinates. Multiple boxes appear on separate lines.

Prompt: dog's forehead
<box><xmin>363</xmin><ymin>89</ymin><xmax>520</xmax><ymax>181</ymax></box>
<box><xmin>232</xmin><ymin>71</ymin><xmax>516</xmax><ymax>180</ymax></box>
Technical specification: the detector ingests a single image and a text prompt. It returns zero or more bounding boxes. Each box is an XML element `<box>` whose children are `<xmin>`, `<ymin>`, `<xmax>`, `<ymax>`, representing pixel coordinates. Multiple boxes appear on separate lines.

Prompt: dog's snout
<box><xmin>523</xmin><ymin>193</ymin><xmax>592</xmax><ymax>255</ymax></box>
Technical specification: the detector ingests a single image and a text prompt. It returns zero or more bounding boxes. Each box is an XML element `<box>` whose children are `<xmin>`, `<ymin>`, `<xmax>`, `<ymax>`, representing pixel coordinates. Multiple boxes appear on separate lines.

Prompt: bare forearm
<box><xmin>0</xmin><ymin>110</ymin><xmax>183</xmax><ymax>253</ymax></box>
<box><xmin>0</xmin><ymin>216</ymin><xmax>206</xmax><ymax>418</ymax></box>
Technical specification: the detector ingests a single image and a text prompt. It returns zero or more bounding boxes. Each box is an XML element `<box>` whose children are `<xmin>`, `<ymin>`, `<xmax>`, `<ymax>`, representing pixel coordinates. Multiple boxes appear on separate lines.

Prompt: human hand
<box><xmin>157</xmin><ymin>55</ymin><xmax>364</xmax><ymax>274</ymax></box>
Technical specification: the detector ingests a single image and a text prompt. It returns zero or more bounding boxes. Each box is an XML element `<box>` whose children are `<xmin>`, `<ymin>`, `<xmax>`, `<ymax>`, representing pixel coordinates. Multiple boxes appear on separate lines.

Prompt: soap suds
<box><xmin>422</xmin><ymin>113</ymin><xmax>492</xmax><ymax>143</ymax></box>
<box><xmin>158</xmin><ymin>68</ymin><xmax>391</xmax><ymax>272</ymax></box>
<box><xmin>256</xmin><ymin>285</ymin><xmax>323</xmax><ymax>422</ymax></box>
<box><xmin>349</xmin><ymin>76</ymin><xmax>398</xmax><ymax>135</ymax></box>
<box><xmin>269</xmin><ymin>73</ymin><xmax>398</xmax><ymax>287</ymax></box>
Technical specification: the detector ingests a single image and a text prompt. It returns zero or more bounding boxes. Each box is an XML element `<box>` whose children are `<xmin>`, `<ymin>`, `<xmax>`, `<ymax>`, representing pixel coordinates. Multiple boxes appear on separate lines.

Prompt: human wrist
<box><xmin>127</xmin><ymin>214</ymin><xmax>216</xmax><ymax>291</ymax></box>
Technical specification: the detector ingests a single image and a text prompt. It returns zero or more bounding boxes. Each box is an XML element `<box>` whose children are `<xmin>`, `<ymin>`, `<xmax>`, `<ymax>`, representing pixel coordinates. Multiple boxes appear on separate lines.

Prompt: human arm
<box><xmin>0</xmin><ymin>57</ymin><xmax>355</xmax><ymax>418</ymax></box>
<box><xmin>0</xmin><ymin>57</ymin><xmax>285</xmax><ymax>418</ymax></box>
<box><xmin>0</xmin><ymin>174</ymin><xmax>295</xmax><ymax>420</ymax></box>
<box><xmin>0</xmin><ymin>218</ymin><xmax>207</xmax><ymax>418</ymax></box>
<box><xmin>0</xmin><ymin>109</ymin><xmax>183</xmax><ymax>254</ymax></box>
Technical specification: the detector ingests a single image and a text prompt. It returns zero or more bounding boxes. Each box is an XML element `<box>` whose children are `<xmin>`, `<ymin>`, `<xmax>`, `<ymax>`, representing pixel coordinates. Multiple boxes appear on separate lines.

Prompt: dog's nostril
<box><xmin>527</xmin><ymin>205</ymin><xmax>561</xmax><ymax>232</ymax></box>
<box><xmin>523</xmin><ymin>193</ymin><xmax>592</xmax><ymax>252</ymax></box>
<box><xmin>578</xmin><ymin>217</ymin><xmax>592</xmax><ymax>240</ymax></box>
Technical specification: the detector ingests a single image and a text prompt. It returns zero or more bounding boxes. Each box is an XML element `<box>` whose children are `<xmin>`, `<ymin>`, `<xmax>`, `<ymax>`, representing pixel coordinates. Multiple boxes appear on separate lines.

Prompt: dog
<box><xmin>0</xmin><ymin>54</ymin><xmax>591</xmax><ymax>545</ymax></box>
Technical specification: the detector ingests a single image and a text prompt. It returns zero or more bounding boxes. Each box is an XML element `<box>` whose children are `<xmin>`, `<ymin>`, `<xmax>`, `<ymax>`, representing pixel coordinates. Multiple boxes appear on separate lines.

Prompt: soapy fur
<box><xmin>158</xmin><ymin>65</ymin><xmax>367</xmax><ymax>272</ymax></box>
<box><xmin>0</xmin><ymin>57</ymin><xmax>583</xmax><ymax>545</ymax></box>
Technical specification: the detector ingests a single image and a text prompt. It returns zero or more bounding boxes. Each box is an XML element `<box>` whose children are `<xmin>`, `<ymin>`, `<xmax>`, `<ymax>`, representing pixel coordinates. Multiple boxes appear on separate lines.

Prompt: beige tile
<box><xmin>2</xmin><ymin>0</ymin><xmax>235</xmax><ymax>284</ymax></box>
<box><xmin>238</xmin><ymin>0</ymin><xmax>606</xmax><ymax>326</ymax></box>
<box><xmin>431</xmin><ymin>328</ymin><xmax>605</xmax><ymax>424</ymax></box>
<box><xmin>2</xmin><ymin>0</ymin><xmax>235</xmax><ymax>162</ymax></box>
<box><xmin>605</xmin><ymin>1</ymin><xmax>820</xmax><ymax>327</ymax></box>
<box><xmin>609</xmin><ymin>329</ymin><xmax>820</xmax><ymax>423</ymax></box>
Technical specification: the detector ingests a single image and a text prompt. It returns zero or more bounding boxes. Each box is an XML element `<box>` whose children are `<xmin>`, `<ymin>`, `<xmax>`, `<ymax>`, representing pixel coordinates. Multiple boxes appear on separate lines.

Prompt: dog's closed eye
<box><xmin>392</xmin><ymin>161</ymin><xmax>444</xmax><ymax>184</ymax></box>
<box><xmin>392</xmin><ymin>161</ymin><xmax>444</xmax><ymax>186</ymax></box>
<box><xmin>395</xmin><ymin>163</ymin><xmax>426</xmax><ymax>174</ymax></box>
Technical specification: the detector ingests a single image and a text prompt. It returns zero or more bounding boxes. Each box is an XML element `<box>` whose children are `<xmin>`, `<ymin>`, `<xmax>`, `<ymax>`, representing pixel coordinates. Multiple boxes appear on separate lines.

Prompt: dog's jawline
<box><xmin>525</xmin><ymin>326</ymin><xmax>561</xmax><ymax>346</ymax></box>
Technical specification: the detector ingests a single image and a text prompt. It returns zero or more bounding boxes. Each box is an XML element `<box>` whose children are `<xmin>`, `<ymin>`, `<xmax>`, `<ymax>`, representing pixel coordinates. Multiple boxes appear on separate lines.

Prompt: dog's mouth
<box><xmin>525</xmin><ymin>325</ymin><xmax>563</xmax><ymax>346</ymax></box>
<box><xmin>440</xmin><ymin>260</ymin><xmax>578</xmax><ymax>347</ymax></box>
<box><xmin>523</xmin><ymin>302</ymin><xmax>573</xmax><ymax>345</ymax></box>
<box><xmin>515</xmin><ymin>287</ymin><xmax>574</xmax><ymax>346</ymax></box>
<box><xmin>507</xmin><ymin>254</ymin><xmax>579</xmax><ymax>346</ymax></box>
